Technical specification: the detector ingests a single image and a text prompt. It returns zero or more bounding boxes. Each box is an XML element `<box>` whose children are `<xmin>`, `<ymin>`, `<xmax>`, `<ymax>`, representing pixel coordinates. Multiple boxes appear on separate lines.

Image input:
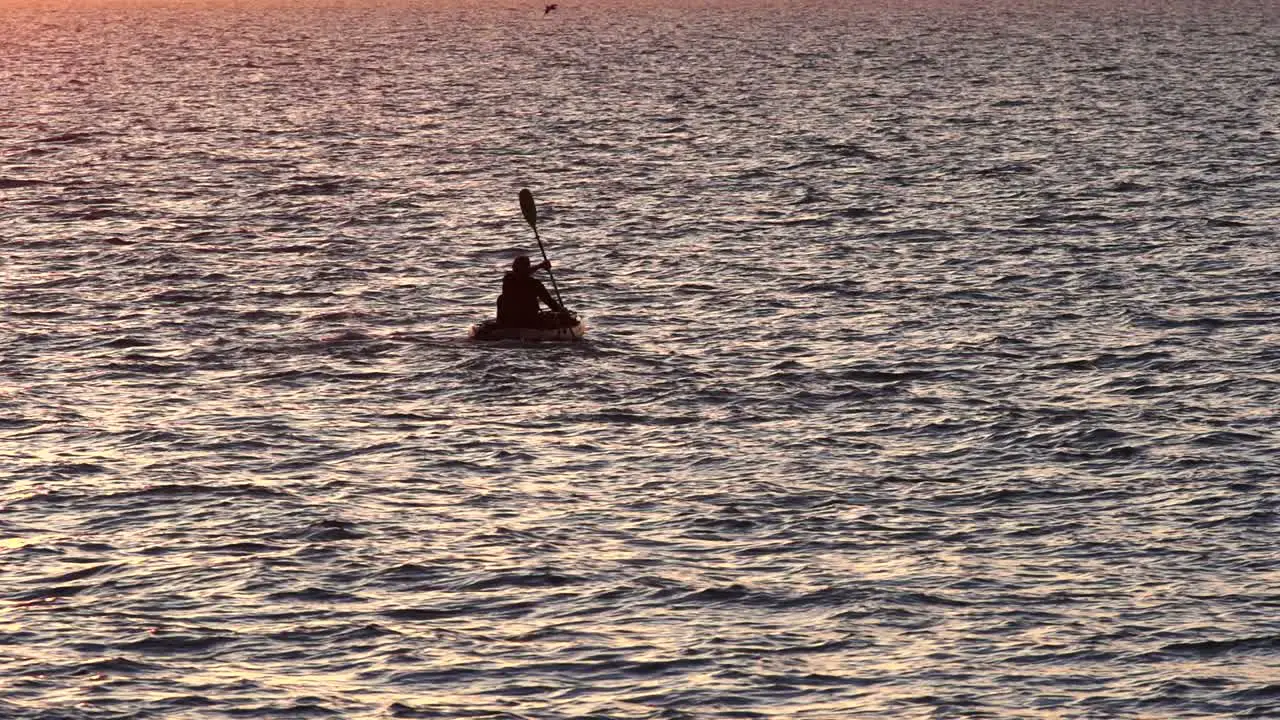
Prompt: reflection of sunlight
<box><xmin>0</xmin><ymin>537</ymin><xmax>33</xmax><ymax>551</ymax></box>
<box><xmin>174</xmin><ymin>664</ymin><xmax>461</xmax><ymax>713</ymax></box>
<box><xmin>0</xmin><ymin>597</ymin><xmax>58</xmax><ymax>635</ymax></box>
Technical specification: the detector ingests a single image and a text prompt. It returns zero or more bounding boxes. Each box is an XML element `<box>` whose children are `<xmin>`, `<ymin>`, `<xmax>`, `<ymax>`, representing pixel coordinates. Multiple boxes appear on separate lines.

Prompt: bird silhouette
<box><xmin>544</xmin><ymin>3</ymin><xmax>558</xmax><ymax>15</ymax></box>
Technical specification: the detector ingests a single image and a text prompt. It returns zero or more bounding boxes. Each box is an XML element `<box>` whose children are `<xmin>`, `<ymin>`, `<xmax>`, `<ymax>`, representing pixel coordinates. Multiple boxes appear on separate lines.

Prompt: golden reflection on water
<box><xmin>0</xmin><ymin>537</ymin><xmax>34</xmax><ymax>551</ymax></box>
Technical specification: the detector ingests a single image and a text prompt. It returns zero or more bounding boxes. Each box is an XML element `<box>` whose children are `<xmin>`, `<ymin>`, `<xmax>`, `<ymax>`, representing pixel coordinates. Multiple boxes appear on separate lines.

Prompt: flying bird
<box><xmin>544</xmin><ymin>3</ymin><xmax>558</xmax><ymax>14</ymax></box>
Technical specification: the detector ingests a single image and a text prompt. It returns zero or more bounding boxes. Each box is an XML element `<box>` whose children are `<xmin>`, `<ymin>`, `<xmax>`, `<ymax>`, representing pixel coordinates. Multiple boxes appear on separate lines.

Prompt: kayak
<box><xmin>470</xmin><ymin>319</ymin><xmax>586</xmax><ymax>342</ymax></box>
<box><xmin>470</xmin><ymin>313</ymin><xmax>586</xmax><ymax>342</ymax></box>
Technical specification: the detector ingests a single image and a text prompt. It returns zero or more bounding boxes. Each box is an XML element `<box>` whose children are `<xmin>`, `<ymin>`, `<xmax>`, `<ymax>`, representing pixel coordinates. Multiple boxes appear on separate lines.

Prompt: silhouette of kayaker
<box><xmin>496</xmin><ymin>254</ymin><xmax>566</xmax><ymax>328</ymax></box>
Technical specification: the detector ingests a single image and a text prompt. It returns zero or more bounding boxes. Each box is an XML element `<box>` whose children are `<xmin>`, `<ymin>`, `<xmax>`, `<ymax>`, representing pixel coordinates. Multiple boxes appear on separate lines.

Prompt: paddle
<box><xmin>518</xmin><ymin>188</ymin><xmax>566</xmax><ymax>310</ymax></box>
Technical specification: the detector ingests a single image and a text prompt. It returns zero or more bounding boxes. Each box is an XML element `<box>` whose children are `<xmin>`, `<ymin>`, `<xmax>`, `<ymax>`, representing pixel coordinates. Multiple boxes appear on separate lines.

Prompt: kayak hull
<box><xmin>470</xmin><ymin>315</ymin><xmax>586</xmax><ymax>342</ymax></box>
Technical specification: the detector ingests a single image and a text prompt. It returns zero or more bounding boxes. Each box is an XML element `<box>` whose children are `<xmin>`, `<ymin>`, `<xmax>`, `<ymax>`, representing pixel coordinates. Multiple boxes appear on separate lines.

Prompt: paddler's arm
<box><xmin>534</xmin><ymin>279</ymin><xmax>565</xmax><ymax>313</ymax></box>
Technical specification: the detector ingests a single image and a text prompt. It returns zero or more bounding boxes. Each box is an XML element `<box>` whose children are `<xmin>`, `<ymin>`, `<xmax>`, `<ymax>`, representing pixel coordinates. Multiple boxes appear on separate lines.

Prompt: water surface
<box><xmin>2</xmin><ymin>0</ymin><xmax>1279</xmax><ymax>717</ymax></box>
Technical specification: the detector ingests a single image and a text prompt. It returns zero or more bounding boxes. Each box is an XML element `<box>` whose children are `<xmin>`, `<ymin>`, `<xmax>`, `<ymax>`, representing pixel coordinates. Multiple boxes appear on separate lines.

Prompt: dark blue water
<box><xmin>2</xmin><ymin>0</ymin><xmax>1278</xmax><ymax>717</ymax></box>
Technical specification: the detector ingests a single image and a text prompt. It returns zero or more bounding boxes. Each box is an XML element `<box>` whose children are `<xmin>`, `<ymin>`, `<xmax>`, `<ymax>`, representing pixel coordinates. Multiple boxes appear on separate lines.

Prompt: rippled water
<box><xmin>3</xmin><ymin>0</ymin><xmax>1279</xmax><ymax>717</ymax></box>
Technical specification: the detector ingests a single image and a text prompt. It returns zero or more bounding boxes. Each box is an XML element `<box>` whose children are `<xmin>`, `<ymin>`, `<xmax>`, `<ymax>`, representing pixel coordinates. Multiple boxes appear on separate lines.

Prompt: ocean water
<box><xmin>2</xmin><ymin>0</ymin><xmax>1279</xmax><ymax>717</ymax></box>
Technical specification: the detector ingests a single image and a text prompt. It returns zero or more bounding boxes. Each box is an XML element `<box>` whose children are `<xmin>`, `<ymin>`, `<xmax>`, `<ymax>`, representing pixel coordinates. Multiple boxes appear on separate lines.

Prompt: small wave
<box><xmin>824</xmin><ymin>142</ymin><xmax>880</xmax><ymax>160</ymax></box>
<box><xmin>455</xmin><ymin>571</ymin><xmax>587</xmax><ymax>592</ymax></box>
<box><xmin>0</xmin><ymin>178</ymin><xmax>46</xmax><ymax>189</ymax></box>
<box><xmin>14</xmin><ymin>583</ymin><xmax>93</xmax><ymax>601</ymax></box>
<box><xmin>29</xmin><ymin>563</ymin><xmax>120</xmax><ymax>585</ymax></box>
<box><xmin>839</xmin><ymin>368</ymin><xmax>932</xmax><ymax>382</ymax></box>
<box><xmin>1158</xmin><ymin>635</ymin><xmax>1280</xmax><ymax>659</ymax></box>
<box><xmin>271</xmin><ymin>180</ymin><xmax>350</xmax><ymax>197</ymax></box>
<box><xmin>28</xmin><ymin>462</ymin><xmax>108</xmax><ymax>478</ymax></box>
<box><xmin>866</xmin><ymin>228</ymin><xmax>954</xmax><ymax>242</ymax></box>
<box><xmin>245</xmin><ymin>244</ymin><xmax>319</xmax><ymax>254</ymax></box>
<box><xmin>148</xmin><ymin>290</ymin><xmax>208</xmax><ymax>304</ymax></box>
<box><xmin>975</xmin><ymin>163</ymin><xmax>1037</xmax><ymax>176</ymax></box>
<box><xmin>196</xmin><ymin>541</ymin><xmax>286</xmax><ymax>554</ymax></box>
<box><xmin>267</xmin><ymin>587</ymin><xmax>363</xmax><ymax>603</ymax></box>
<box><xmin>120</xmin><ymin>631</ymin><xmax>237</xmax><ymax>655</ymax></box>
<box><xmin>1108</xmin><ymin>180</ymin><xmax>1152</xmax><ymax>192</ymax></box>
<box><xmin>100</xmin><ymin>336</ymin><xmax>154</xmax><ymax>349</ymax></box>
<box><xmin>306</xmin><ymin>310</ymin><xmax>368</xmax><ymax>323</ymax></box>
<box><xmin>33</xmin><ymin>132</ymin><xmax>98</xmax><ymax>144</ymax></box>
<box><xmin>1074</xmin><ymin>427</ymin><xmax>1135</xmax><ymax>445</ymax></box>
<box><xmin>59</xmin><ymin>208</ymin><xmax>129</xmax><ymax>221</ymax></box>
<box><xmin>837</xmin><ymin>206</ymin><xmax>883</xmax><ymax>219</ymax></box>
<box><xmin>1017</xmin><ymin>212</ymin><xmax>1115</xmax><ymax>226</ymax></box>
<box><xmin>1228</xmin><ymin>684</ymin><xmax>1280</xmax><ymax>702</ymax></box>
<box><xmin>379</xmin><ymin>607</ymin><xmax>460</xmax><ymax>621</ymax></box>
<box><xmin>98</xmin><ymin>360</ymin><xmax>186</xmax><ymax>375</ymax></box>
<box><xmin>295</xmin><ymin>520</ymin><xmax>364</xmax><ymax>542</ymax></box>
<box><xmin>70</xmin><ymin>656</ymin><xmax>160</xmax><ymax>676</ymax></box>
<box><xmin>107</xmin><ymin>483</ymin><xmax>290</xmax><ymax>500</ymax></box>
<box><xmin>894</xmin><ymin>590</ymin><xmax>973</xmax><ymax>607</ymax></box>
<box><xmin>374</xmin><ymin>563</ymin><xmax>450</xmax><ymax>585</ymax></box>
<box><xmin>1065</xmin><ymin>64</ymin><xmax>1123</xmax><ymax>74</ymax></box>
<box><xmin>1190</xmin><ymin>431</ymin><xmax>1266</xmax><ymax>447</ymax></box>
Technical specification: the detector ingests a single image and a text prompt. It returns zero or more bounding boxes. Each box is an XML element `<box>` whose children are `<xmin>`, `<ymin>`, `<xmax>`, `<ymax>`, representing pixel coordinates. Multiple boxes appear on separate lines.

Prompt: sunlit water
<box><xmin>2</xmin><ymin>0</ymin><xmax>1278</xmax><ymax>717</ymax></box>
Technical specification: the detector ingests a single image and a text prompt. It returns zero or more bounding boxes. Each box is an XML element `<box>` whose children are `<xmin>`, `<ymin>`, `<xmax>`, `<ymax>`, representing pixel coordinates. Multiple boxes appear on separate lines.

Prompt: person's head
<box><xmin>512</xmin><ymin>255</ymin><xmax>532</xmax><ymax>273</ymax></box>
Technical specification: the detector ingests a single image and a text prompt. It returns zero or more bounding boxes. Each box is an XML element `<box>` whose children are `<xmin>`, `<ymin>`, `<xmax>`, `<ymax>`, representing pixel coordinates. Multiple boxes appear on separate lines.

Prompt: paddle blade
<box><xmin>519</xmin><ymin>188</ymin><xmax>538</xmax><ymax>228</ymax></box>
